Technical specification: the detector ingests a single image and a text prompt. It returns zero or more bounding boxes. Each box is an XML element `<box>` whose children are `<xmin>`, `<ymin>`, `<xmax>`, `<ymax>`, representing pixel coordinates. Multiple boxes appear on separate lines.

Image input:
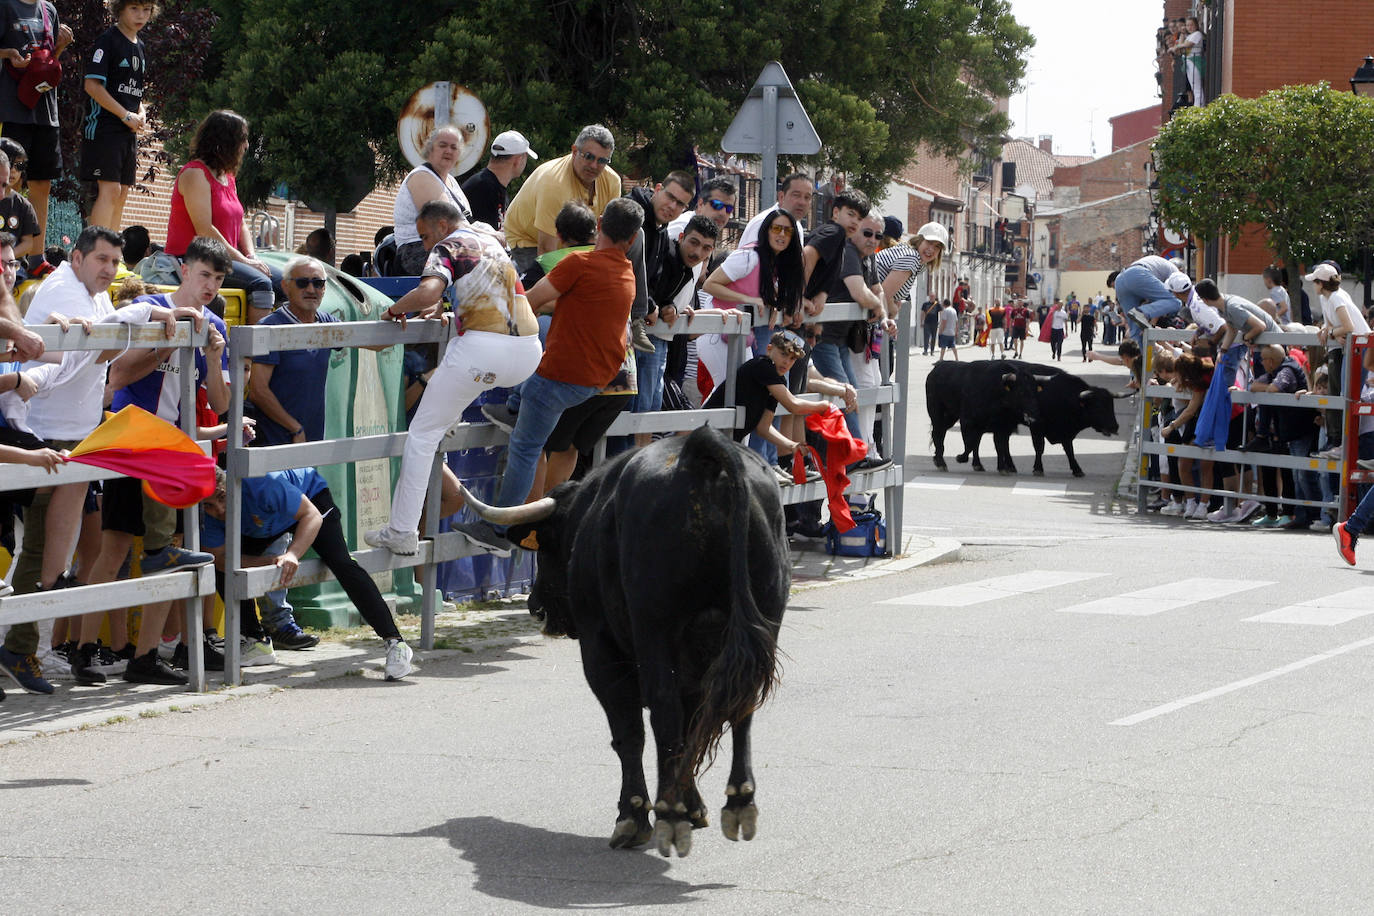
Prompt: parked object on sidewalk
<box><xmin>825</xmin><ymin>494</ymin><xmax>887</xmax><ymax>557</ymax></box>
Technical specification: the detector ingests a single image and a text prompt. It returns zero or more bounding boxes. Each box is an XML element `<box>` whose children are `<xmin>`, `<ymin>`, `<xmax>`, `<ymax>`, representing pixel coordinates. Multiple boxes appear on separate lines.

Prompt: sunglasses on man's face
<box><xmin>706</xmin><ymin>198</ymin><xmax>735</xmax><ymax>214</ymax></box>
<box><xmin>860</xmin><ymin>229</ymin><xmax>878</xmax><ymax>238</ymax></box>
<box><xmin>291</xmin><ymin>277</ymin><xmax>327</xmax><ymax>289</ymax></box>
<box><xmin>577</xmin><ymin>150</ymin><xmax>611</xmax><ymax>167</ymax></box>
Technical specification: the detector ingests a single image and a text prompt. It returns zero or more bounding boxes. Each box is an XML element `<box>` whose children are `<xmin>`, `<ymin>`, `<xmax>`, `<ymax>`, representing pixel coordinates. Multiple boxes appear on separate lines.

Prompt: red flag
<box><xmin>66</xmin><ymin>406</ymin><xmax>216</xmax><ymax>508</ymax></box>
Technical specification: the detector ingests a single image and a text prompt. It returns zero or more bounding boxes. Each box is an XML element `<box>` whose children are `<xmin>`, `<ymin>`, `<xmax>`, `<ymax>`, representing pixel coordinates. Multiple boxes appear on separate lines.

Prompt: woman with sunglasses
<box><xmin>165</xmin><ymin>110</ymin><xmax>281</xmax><ymax>323</ymax></box>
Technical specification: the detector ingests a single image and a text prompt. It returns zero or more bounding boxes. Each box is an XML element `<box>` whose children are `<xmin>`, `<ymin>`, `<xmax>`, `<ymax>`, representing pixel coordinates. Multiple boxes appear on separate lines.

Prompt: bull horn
<box><xmin>1111</xmin><ymin>388</ymin><xmax>1135</xmax><ymax>399</ymax></box>
<box><xmin>1079</xmin><ymin>389</ymin><xmax>1092</xmax><ymax>401</ymax></box>
<box><xmin>1002</xmin><ymin>372</ymin><xmax>1017</xmax><ymax>385</ymax></box>
<box><xmin>458</xmin><ymin>482</ymin><xmax>557</xmax><ymax>526</ymax></box>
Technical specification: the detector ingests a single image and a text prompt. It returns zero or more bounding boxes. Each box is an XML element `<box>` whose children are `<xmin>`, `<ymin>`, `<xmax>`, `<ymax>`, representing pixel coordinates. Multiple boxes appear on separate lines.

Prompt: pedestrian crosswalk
<box><xmin>882</xmin><ymin>572</ymin><xmax>1374</xmax><ymax>628</ymax></box>
<box><xmin>902</xmin><ymin>477</ymin><xmax>1072</xmax><ymax>497</ymax></box>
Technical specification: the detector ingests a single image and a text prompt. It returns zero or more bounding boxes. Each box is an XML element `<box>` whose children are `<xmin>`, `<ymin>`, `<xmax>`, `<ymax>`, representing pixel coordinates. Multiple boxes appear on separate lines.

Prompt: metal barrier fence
<box><xmin>1131</xmin><ymin>327</ymin><xmax>1349</xmax><ymax>516</ymax></box>
<box><xmin>2</xmin><ymin>301</ymin><xmax>909</xmax><ymax>693</ymax></box>
<box><xmin>0</xmin><ymin>320</ymin><xmax>220</xmax><ymax>691</ymax></box>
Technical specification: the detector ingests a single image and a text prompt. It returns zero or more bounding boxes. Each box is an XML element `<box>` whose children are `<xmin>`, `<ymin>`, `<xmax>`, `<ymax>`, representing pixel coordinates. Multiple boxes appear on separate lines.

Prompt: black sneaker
<box><xmin>171</xmin><ymin>636</ymin><xmax>226</xmax><ymax>671</ymax></box>
<box><xmin>453</xmin><ymin>520</ymin><xmax>514</xmax><ymax>556</ymax></box>
<box><xmin>123</xmin><ymin>649</ymin><xmax>189</xmax><ymax>685</ymax></box>
<box><xmin>71</xmin><ymin>642</ymin><xmax>108</xmax><ymax>685</ymax></box>
<box><xmin>204</xmin><ymin>629</ymin><xmax>225</xmax><ymax>651</ymax></box>
<box><xmin>269</xmin><ymin>624</ymin><xmax>320</xmax><ymax>651</ymax></box>
<box><xmin>52</xmin><ymin>640</ymin><xmax>76</xmax><ymax>665</ymax></box>
<box><xmin>113</xmin><ymin>642</ymin><xmax>136</xmax><ymax>662</ymax></box>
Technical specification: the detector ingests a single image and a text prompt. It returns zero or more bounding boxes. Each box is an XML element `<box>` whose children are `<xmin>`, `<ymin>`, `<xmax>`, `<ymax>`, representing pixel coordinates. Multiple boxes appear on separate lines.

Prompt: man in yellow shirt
<box><xmin>504</xmin><ymin>124</ymin><xmax>622</xmax><ymax>275</ymax></box>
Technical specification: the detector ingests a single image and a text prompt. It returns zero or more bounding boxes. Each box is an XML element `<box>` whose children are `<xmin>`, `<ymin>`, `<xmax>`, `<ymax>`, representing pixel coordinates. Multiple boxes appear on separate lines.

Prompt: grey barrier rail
<box><xmin>0</xmin><ymin>320</ymin><xmax>220</xmax><ymax>691</ymax></box>
<box><xmin>219</xmin><ymin>302</ymin><xmax>910</xmax><ymax>687</ymax></box>
<box><xmin>1133</xmin><ymin>327</ymin><xmax>1349</xmax><ymax>515</ymax></box>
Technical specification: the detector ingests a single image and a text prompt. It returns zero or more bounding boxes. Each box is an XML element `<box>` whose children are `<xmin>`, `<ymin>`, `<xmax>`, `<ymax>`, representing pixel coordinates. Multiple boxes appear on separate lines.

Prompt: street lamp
<box><xmin>1109</xmin><ymin>241</ymin><xmax>1120</xmax><ymax>269</ymax></box>
<box><xmin>1352</xmin><ymin>57</ymin><xmax>1374</xmax><ymax>307</ymax></box>
<box><xmin>1351</xmin><ymin>56</ymin><xmax>1374</xmax><ymax>96</ymax></box>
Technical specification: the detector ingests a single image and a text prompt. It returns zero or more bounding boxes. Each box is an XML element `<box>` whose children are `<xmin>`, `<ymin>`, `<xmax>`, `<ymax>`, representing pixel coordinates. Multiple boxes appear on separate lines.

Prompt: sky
<box><xmin>1006</xmin><ymin>0</ymin><xmax>1164</xmax><ymax>159</ymax></box>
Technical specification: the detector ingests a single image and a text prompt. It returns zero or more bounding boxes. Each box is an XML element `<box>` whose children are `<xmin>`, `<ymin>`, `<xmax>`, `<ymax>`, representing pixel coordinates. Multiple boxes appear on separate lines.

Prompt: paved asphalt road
<box><xmin>5</xmin><ymin>344</ymin><xmax>1374</xmax><ymax>913</ymax></box>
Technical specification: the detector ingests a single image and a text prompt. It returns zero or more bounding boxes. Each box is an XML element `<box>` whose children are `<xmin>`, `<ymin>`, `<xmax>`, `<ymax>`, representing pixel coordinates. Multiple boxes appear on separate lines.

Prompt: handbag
<box><xmin>7</xmin><ymin>4</ymin><xmax>60</xmax><ymax>110</ymax></box>
<box><xmin>845</xmin><ymin>321</ymin><xmax>872</xmax><ymax>354</ymax></box>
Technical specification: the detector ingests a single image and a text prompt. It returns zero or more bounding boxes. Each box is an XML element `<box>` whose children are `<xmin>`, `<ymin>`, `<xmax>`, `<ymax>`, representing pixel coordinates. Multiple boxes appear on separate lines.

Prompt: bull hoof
<box><xmin>972</xmin><ymin>463</ymin><xmax>985</xmax><ymax>472</ymax></box>
<box><xmin>934</xmin><ymin>460</ymin><xmax>948</xmax><ymax>471</ymax></box>
<box><xmin>609</xmin><ymin>796</ymin><xmax>653</xmax><ymax>849</ymax></box>
<box><xmin>1072</xmin><ymin>468</ymin><xmax>1086</xmax><ymax>478</ymax></box>
<box><xmin>955</xmin><ymin>454</ymin><xmax>970</xmax><ymax>464</ymax></box>
<box><xmin>721</xmin><ymin>803</ymin><xmax>759</xmax><ymax>841</ymax></box>
<box><xmin>652</xmin><ymin>801</ymin><xmax>694</xmax><ymax>857</ymax></box>
<box><xmin>1033</xmin><ymin>467</ymin><xmax>1045</xmax><ymax>477</ymax></box>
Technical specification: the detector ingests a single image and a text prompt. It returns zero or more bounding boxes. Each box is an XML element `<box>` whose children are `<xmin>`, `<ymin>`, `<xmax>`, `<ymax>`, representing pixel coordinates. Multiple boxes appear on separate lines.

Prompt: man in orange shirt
<box><xmin>457</xmin><ymin>196</ymin><xmax>643</xmax><ymax>554</ymax></box>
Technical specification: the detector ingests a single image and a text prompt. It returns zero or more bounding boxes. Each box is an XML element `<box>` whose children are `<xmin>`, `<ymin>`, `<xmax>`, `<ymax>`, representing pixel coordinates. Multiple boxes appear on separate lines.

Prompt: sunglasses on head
<box><xmin>577</xmin><ymin>150</ymin><xmax>611</xmax><ymax>167</ymax></box>
<box><xmin>291</xmin><ymin>277</ymin><xmax>326</xmax><ymax>289</ymax></box>
<box><xmin>706</xmin><ymin>198</ymin><xmax>735</xmax><ymax>214</ymax></box>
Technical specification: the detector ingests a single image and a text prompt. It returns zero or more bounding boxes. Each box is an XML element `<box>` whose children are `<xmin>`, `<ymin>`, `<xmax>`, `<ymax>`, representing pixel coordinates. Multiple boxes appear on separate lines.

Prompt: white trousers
<box><xmin>390</xmin><ymin>331</ymin><xmax>542</xmax><ymax>533</ymax></box>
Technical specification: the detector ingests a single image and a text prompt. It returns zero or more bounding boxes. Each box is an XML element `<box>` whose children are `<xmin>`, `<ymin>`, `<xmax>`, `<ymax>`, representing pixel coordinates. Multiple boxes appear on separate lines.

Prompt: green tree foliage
<box><xmin>174</xmin><ymin>0</ymin><xmax>1031</xmax><ymax>208</ymax></box>
<box><xmin>1154</xmin><ymin>83</ymin><xmax>1374</xmax><ymax>271</ymax></box>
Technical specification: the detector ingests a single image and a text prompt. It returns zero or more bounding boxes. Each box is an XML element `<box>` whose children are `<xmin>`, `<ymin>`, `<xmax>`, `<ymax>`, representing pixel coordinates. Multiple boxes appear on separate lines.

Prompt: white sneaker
<box><xmin>1182</xmin><ymin>498</ymin><xmax>1198</xmax><ymax>518</ymax></box>
<box><xmin>384</xmin><ymin>638</ymin><xmax>413</xmax><ymax>681</ymax></box>
<box><xmin>1232</xmin><ymin>499</ymin><xmax>1261</xmax><ymax>523</ymax></box>
<box><xmin>364</xmin><ymin>526</ymin><xmax>418</xmax><ymax>555</ymax></box>
<box><xmin>1207</xmin><ymin>505</ymin><xmax>1236</xmax><ymax>523</ymax></box>
<box><xmin>1187</xmin><ymin>501</ymin><xmax>1211</xmax><ymax>520</ymax></box>
<box><xmin>1159</xmin><ymin>500</ymin><xmax>1185</xmax><ymax>516</ymax></box>
<box><xmin>240</xmin><ymin>637</ymin><xmax>277</xmax><ymax>667</ymax></box>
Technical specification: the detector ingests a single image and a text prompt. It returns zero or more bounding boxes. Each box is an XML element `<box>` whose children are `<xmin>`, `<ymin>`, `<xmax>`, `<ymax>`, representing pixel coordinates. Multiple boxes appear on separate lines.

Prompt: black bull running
<box><xmin>462</xmin><ymin>425</ymin><xmax>786</xmax><ymax>857</ymax></box>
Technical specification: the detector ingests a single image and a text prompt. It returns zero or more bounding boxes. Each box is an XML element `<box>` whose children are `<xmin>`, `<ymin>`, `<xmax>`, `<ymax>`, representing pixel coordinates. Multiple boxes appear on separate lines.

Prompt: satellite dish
<box><xmin>398</xmin><ymin>82</ymin><xmax>489</xmax><ymax>175</ymax></box>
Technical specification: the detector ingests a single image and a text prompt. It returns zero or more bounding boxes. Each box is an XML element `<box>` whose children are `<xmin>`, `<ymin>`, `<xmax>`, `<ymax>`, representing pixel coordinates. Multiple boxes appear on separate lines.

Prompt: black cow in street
<box><xmin>926</xmin><ymin>359</ymin><xmax>1044</xmax><ymax>474</ymax></box>
<box><xmin>1009</xmin><ymin>361</ymin><xmax>1125</xmax><ymax>477</ymax></box>
<box><xmin>460</xmin><ymin>425</ymin><xmax>786</xmax><ymax>857</ymax></box>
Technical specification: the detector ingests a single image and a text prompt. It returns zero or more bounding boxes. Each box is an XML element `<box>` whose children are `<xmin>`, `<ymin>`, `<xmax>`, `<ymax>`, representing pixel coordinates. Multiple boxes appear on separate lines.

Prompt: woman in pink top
<box><xmin>166</xmin><ymin>110</ymin><xmax>280</xmax><ymax>322</ymax></box>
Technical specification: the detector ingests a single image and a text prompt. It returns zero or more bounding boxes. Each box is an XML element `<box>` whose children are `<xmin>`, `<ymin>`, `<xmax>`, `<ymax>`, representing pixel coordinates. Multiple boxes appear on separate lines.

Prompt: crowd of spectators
<box><xmin>0</xmin><ymin>0</ymin><xmax>946</xmax><ymax>698</ymax></box>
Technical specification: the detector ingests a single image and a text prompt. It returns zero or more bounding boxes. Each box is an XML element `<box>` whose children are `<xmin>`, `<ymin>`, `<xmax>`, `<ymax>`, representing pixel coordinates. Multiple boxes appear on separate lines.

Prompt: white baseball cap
<box><xmin>1304</xmin><ymin>263</ymin><xmax>1339</xmax><ymax>282</ymax></box>
<box><xmin>1165</xmin><ymin>273</ymin><xmax>1192</xmax><ymax>293</ymax></box>
<box><xmin>491</xmin><ymin>130</ymin><xmax>538</xmax><ymax>159</ymax></box>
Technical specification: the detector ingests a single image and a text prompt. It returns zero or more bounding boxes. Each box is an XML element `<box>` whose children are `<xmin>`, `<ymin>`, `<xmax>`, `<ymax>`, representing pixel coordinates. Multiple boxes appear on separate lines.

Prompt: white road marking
<box><xmin>880</xmin><ymin>570</ymin><xmax>1106</xmax><ymax>607</ymax></box>
<box><xmin>1243</xmin><ymin>587</ymin><xmax>1374</xmax><ymax>626</ymax></box>
<box><xmin>1112</xmin><ymin>635</ymin><xmax>1374</xmax><ymax>726</ymax></box>
<box><xmin>1012</xmin><ymin>481</ymin><xmax>1068</xmax><ymax>497</ymax></box>
<box><xmin>1058</xmin><ymin>578</ymin><xmax>1272</xmax><ymax>617</ymax></box>
<box><xmin>905</xmin><ymin>476</ymin><xmax>965</xmax><ymax>491</ymax></box>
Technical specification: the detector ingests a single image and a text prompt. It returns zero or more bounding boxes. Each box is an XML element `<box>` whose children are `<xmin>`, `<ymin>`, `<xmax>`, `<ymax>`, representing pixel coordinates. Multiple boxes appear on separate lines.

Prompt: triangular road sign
<box><xmin>721</xmin><ymin>61</ymin><xmax>822</xmax><ymax>155</ymax></box>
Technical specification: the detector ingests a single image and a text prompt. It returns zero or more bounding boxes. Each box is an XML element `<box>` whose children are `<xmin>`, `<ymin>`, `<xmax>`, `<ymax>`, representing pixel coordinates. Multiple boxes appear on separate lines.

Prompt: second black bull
<box><xmin>927</xmin><ymin>360</ymin><xmax>1125</xmax><ymax>476</ymax></box>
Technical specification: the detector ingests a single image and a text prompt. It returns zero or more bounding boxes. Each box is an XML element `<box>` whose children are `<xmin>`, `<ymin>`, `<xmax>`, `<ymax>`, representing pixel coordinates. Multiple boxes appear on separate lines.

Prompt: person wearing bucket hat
<box><xmin>462</xmin><ymin>129</ymin><xmax>538</xmax><ymax>232</ymax></box>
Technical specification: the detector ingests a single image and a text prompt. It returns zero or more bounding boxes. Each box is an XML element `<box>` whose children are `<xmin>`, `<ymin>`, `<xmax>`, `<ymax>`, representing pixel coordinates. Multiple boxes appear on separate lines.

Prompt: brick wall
<box><xmin>115</xmin><ymin>140</ymin><xmax>401</xmax><ymax>262</ymax></box>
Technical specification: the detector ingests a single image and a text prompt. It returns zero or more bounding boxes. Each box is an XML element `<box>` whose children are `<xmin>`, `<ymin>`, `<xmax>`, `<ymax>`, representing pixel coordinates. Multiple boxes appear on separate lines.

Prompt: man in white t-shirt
<box><xmin>1165</xmin><ymin>273</ymin><xmax>1226</xmax><ymax>341</ymax></box>
<box><xmin>1309</xmin><ymin>262</ymin><xmax>1370</xmax><ymax>456</ymax></box>
<box><xmin>738</xmin><ymin>172</ymin><xmax>814</xmax><ymax>249</ymax></box>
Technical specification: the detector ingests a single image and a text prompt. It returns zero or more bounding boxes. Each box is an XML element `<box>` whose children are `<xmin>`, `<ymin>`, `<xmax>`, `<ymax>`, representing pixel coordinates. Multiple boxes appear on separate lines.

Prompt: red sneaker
<box><xmin>1334</xmin><ymin>522</ymin><xmax>1358</xmax><ymax>566</ymax></box>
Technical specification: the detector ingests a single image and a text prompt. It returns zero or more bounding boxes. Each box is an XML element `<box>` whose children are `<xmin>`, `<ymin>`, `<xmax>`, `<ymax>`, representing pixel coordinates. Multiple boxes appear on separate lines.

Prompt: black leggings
<box><xmin>238</xmin><ymin>488</ymin><xmax>400</xmax><ymax>641</ymax></box>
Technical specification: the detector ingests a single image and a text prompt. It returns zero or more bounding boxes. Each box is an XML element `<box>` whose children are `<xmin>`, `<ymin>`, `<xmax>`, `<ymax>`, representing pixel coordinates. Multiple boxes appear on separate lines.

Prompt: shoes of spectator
<box><xmin>1310</xmin><ymin>519</ymin><xmax>1333</xmax><ymax>533</ymax></box>
<box><xmin>92</xmin><ymin>642</ymin><xmax>127</xmax><ymax>676</ymax></box>
<box><xmin>0</xmin><ymin>581</ymin><xmax>10</xmax><ymax>598</ymax></box>
<box><xmin>481</xmin><ymin>403</ymin><xmax>518</xmax><ymax>434</ymax></box>
<box><xmin>1206</xmin><ymin>506</ymin><xmax>1235</xmax><ymax>523</ymax></box>
<box><xmin>384</xmin><ymin>638</ymin><xmax>413</xmax><ymax>681</ymax></box>
<box><xmin>158</xmin><ymin>635</ymin><xmax>179</xmax><ymax>660</ymax></box>
<box><xmin>123</xmin><ymin>648</ymin><xmax>188</xmax><ymax>685</ymax></box>
<box><xmin>1252</xmin><ymin>514</ymin><xmax>1284</xmax><ymax>528</ymax></box>
<box><xmin>364</xmin><ymin>526</ymin><xmax>419</xmax><ymax>556</ymax></box>
<box><xmin>1126</xmin><ymin>307</ymin><xmax>1151</xmax><ymax>328</ymax></box>
<box><xmin>239</xmin><ymin>637</ymin><xmax>277</xmax><ymax>668</ymax></box>
<box><xmin>790</xmin><ymin>520</ymin><xmax>829</xmax><ymax>540</ymax></box>
<box><xmin>270</xmin><ymin>624</ymin><xmax>319</xmax><ymax>651</ymax></box>
<box><xmin>205</xmin><ymin>628</ymin><xmax>225</xmax><ymax>651</ymax></box>
<box><xmin>0</xmin><ymin>645</ymin><xmax>54</xmax><ymax>694</ymax></box>
<box><xmin>114</xmin><ymin>642</ymin><xmax>136</xmax><ymax>662</ymax></box>
<box><xmin>630</xmin><ymin>318</ymin><xmax>655</xmax><ymax>353</ymax></box>
<box><xmin>452</xmin><ymin>520</ymin><xmax>514</xmax><ymax>557</ymax></box>
<box><xmin>849</xmin><ymin>455</ymin><xmax>893</xmax><ymax>473</ymax></box>
<box><xmin>1159</xmin><ymin>500</ymin><xmax>1185</xmax><ymax>516</ymax></box>
<box><xmin>141</xmin><ymin>545</ymin><xmax>215</xmax><ymax>576</ymax></box>
<box><xmin>1358</xmin><ymin>458</ymin><xmax>1374</xmax><ymax>471</ymax></box>
<box><xmin>771</xmin><ymin>465</ymin><xmax>794</xmax><ymax>486</ymax></box>
<box><xmin>1314</xmin><ymin>445</ymin><xmax>1345</xmax><ymax>461</ymax></box>
<box><xmin>1145</xmin><ymin>497</ymin><xmax>1169</xmax><ymax>511</ymax></box>
<box><xmin>1280</xmin><ymin>516</ymin><xmax>1310</xmax><ymax>530</ymax></box>
<box><xmin>70</xmin><ymin>642</ymin><xmax>107</xmax><ymax>685</ymax></box>
<box><xmin>1232</xmin><ymin>499</ymin><xmax>1262</xmax><ymax>523</ymax></box>
<box><xmin>170</xmin><ymin>636</ymin><xmax>226</xmax><ymax>672</ymax></box>
<box><xmin>1239</xmin><ymin>436</ymin><xmax>1272</xmax><ymax>453</ymax></box>
<box><xmin>1335</xmin><ymin>521</ymin><xmax>1358</xmax><ymax>566</ymax></box>
<box><xmin>51</xmin><ymin>639</ymin><xmax>75</xmax><ymax>665</ymax></box>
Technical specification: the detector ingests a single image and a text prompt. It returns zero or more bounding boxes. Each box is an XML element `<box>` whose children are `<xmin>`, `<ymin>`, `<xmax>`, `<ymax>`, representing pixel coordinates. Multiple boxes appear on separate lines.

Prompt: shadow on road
<box><xmin>368</xmin><ymin>815</ymin><xmax>732</xmax><ymax>907</ymax></box>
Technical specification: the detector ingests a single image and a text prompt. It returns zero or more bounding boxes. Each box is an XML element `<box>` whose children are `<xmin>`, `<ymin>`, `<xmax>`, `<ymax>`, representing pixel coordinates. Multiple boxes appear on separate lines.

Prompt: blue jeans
<box><xmin>496</xmin><ymin>373</ymin><xmax>601</xmax><ymax>507</ymax></box>
<box><xmin>1286</xmin><ymin>436</ymin><xmax>1321</xmax><ymax>523</ymax></box>
<box><xmin>226</xmin><ymin>260</ymin><xmax>283</xmax><ymax>313</ymax></box>
<box><xmin>809</xmin><ymin>340</ymin><xmax>862</xmax><ymax>438</ymax></box>
<box><xmin>1348</xmin><ymin>475</ymin><xmax>1374</xmax><ymax>535</ymax></box>
<box><xmin>632</xmin><ymin>336</ymin><xmax>668</xmax><ymax>414</ymax></box>
<box><xmin>505</xmin><ymin>314</ymin><xmax>552</xmax><ymax>413</ymax></box>
<box><xmin>1115</xmin><ymin>266</ymin><xmax>1180</xmax><ymax>343</ymax></box>
<box><xmin>255</xmin><ymin>533</ymin><xmax>296</xmax><ymax>633</ymax></box>
<box><xmin>744</xmin><ymin>331</ymin><xmax>778</xmax><ymax>464</ymax></box>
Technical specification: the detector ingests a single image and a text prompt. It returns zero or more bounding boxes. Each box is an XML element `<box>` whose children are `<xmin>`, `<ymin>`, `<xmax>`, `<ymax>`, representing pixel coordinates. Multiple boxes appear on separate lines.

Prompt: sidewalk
<box><xmin>0</xmin><ymin>532</ymin><xmax>959</xmax><ymax>746</ymax></box>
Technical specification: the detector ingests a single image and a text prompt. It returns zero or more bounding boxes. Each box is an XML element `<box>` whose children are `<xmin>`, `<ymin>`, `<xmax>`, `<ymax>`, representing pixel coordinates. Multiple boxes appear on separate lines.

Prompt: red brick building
<box><xmin>1109</xmin><ymin>106</ymin><xmax>1161</xmax><ymax>151</ymax></box>
<box><xmin>1160</xmin><ymin>0</ymin><xmax>1374</xmax><ymax>298</ymax></box>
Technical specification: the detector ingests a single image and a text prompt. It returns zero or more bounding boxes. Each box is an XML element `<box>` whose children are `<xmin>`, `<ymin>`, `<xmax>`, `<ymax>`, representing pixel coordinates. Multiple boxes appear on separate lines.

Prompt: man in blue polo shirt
<box><xmin>201</xmin><ymin>467</ymin><xmax>413</xmax><ymax>680</ymax></box>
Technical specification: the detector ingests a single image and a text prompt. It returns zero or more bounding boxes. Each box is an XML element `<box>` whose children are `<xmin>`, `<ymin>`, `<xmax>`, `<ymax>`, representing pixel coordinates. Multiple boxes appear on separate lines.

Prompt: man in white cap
<box><xmin>461</xmin><ymin>129</ymin><xmax>538</xmax><ymax>231</ymax></box>
<box><xmin>1165</xmin><ymin>272</ymin><xmax>1226</xmax><ymax>343</ymax></box>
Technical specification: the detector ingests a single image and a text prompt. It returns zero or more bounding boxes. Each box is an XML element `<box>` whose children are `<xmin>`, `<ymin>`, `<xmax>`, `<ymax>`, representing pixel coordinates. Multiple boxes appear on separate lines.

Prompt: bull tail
<box><xmin>680</xmin><ymin>427</ymin><xmax>782</xmax><ymax>775</ymax></box>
